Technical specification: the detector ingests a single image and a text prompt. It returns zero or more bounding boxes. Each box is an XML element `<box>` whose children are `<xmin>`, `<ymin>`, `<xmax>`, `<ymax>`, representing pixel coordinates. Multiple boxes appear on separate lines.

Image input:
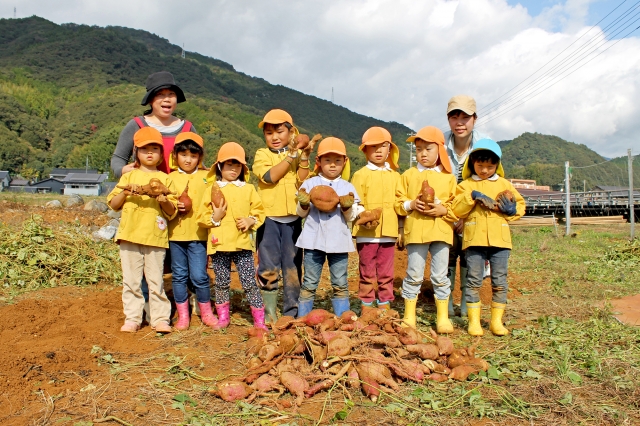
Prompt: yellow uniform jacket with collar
<box><xmin>168</xmin><ymin>169</ymin><xmax>209</xmax><ymax>242</ymax></box>
<box><xmin>197</xmin><ymin>183</ymin><xmax>265</xmax><ymax>255</ymax></box>
<box><xmin>394</xmin><ymin>168</ymin><xmax>458</xmax><ymax>245</ymax></box>
<box><xmin>252</xmin><ymin>148</ymin><xmax>303</xmax><ymax>217</ymax></box>
<box><xmin>452</xmin><ymin>177</ymin><xmax>525</xmax><ymax>250</ymax></box>
<box><xmin>351</xmin><ymin>166</ymin><xmax>401</xmax><ymax>238</ymax></box>
<box><xmin>107</xmin><ymin>170</ymin><xmax>178</xmax><ymax>248</ymax></box>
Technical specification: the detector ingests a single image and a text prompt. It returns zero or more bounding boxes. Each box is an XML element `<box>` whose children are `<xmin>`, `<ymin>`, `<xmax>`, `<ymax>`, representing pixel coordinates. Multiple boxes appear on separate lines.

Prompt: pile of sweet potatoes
<box><xmin>209</xmin><ymin>308</ymin><xmax>489</xmax><ymax>405</ymax></box>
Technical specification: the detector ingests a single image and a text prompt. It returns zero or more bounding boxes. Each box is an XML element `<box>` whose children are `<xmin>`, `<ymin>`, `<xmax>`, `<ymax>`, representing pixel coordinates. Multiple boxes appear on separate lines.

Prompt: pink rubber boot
<box><xmin>198</xmin><ymin>301</ymin><xmax>219</xmax><ymax>328</ymax></box>
<box><xmin>174</xmin><ymin>301</ymin><xmax>191</xmax><ymax>331</ymax></box>
<box><xmin>212</xmin><ymin>302</ymin><xmax>230</xmax><ymax>330</ymax></box>
<box><xmin>250</xmin><ymin>306</ymin><xmax>269</xmax><ymax>330</ymax></box>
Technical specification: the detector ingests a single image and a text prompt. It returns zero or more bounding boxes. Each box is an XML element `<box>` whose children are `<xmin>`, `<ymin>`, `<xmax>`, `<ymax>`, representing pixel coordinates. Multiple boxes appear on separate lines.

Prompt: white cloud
<box><xmin>3</xmin><ymin>0</ymin><xmax>639</xmax><ymax>156</ymax></box>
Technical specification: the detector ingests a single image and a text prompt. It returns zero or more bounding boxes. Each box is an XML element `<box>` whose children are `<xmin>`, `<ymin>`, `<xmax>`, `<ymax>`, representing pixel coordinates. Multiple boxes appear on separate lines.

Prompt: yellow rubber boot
<box><xmin>490</xmin><ymin>302</ymin><xmax>509</xmax><ymax>336</ymax></box>
<box><xmin>467</xmin><ymin>301</ymin><xmax>484</xmax><ymax>336</ymax></box>
<box><xmin>402</xmin><ymin>297</ymin><xmax>417</xmax><ymax>328</ymax></box>
<box><xmin>435</xmin><ymin>297</ymin><xmax>454</xmax><ymax>334</ymax></box>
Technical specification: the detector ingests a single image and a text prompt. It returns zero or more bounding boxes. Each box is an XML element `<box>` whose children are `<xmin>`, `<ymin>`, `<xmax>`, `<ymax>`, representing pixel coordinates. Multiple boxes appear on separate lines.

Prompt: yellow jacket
<box><xmin>197</xmin><ymin>182</ymin><xmax>265</xmax><ymax>254</ymax></box>
<box><xmin>452</xmin><ymin>177</ymin><xmax>526</xmax><ymax>250</ymax></box>
<box><xmin>168</xmin><ymin>170</ymin><xmax>209</xmax><ymax>242</ymax></box>
<box><xmin>107</xmin><ymin>170</ymin><xmax>178</xmax><ymax>248</ymax></box>
<box><xmin>351</xmin><ymin>166</ymin><xmax>401</xmax><ymax>238</ymax></box>
<box><xmin>395</xmin><ymin>168</ymin><xmax>458</xmax><ymax>245</ymax></box>
<box><xmin>252</xmin><ymin>148</ymin><xmax>303</xmax><ymax>217</ymax></box>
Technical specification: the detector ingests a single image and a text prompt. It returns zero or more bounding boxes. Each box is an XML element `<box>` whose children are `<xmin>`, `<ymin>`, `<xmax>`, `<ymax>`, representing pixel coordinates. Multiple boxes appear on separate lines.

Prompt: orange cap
<box><xmin>133</xmin><ymin>127</ymin><xmax>163</xmax><ymax>148</ymax></box>
<box><xmin>258</xmin><ymin>109</ymin><xmax>294</xmax><ymax>128</ymax></box>
<box><xmin>406</xmin><ymin>126</ymin><xmax>452</xmax><ymax>174</ymax></box>
<box><xmin>360</xmin><ymin>126</ymin><xmax>399</xmax><ymax>170</ymax></box>
<box><xmin>314</xmin><ymin>137</ymin><xmax>350</xmax><ymax>179</ymax></box>
<box><xmin>210</xmin><ymin>142</ymin><xmax>250</xmax><ymax>181</ymax></box>
<box><xmin>175</xmin><ymin>132</ymin><xmax>204</xmax><ymax>148</ymax></box>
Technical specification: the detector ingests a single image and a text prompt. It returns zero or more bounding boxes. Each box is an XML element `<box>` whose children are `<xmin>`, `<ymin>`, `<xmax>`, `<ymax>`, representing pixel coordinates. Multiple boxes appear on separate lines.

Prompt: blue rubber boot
<box><xmin>297</xmin><ymin>298</ymin><xmax>315</xmax><ymax>319</ymax></box>
<box><xmin>331</xmin><ymin>298</ymin><xmax>351</xmax><ymax>317</ymax></box>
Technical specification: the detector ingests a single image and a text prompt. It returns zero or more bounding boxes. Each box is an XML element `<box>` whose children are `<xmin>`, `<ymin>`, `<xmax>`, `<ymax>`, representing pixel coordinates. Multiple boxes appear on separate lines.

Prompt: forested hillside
<box><xmin>0</xmin><ymin>17</ymin><xmax>413</xmax><ymax>178</ymax></box>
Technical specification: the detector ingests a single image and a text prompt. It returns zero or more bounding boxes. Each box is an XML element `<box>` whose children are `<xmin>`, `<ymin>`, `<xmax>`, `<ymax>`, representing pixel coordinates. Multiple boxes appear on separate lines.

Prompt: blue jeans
<box><xmin>465</xmin><ymin>246</ymin><xmax>510</xmax><ymax>304</ymax></box>
<box><xmin>300</xmin><ymin>249</ymin><xmax>349</xmax><ymax>301</ymax></box>
<box><xmin>169</xmin><ymin>241</ymin><xmax>211</xmax><ymax>304</ymax></box>
<box><xmin>402</xmin><ymin>242</ymin><xmax>451</xmax><ymax>300</ymax></box>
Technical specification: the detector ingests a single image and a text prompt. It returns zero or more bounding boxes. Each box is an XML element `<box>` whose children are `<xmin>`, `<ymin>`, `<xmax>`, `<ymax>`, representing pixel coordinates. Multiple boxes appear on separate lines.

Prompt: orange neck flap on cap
<box><xmin>406</xmin><ymin>126</ymin><xmax>452</xmax><ymax>174</ymax></box>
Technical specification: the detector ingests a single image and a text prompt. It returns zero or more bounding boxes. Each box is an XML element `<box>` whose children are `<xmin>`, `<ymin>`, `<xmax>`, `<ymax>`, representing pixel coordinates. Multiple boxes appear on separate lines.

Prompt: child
<box><xmin>168</xmin><ymin>132</ymin><xmax>217</xmax><ymax>330</ymax></box>
<box><xmin>295</xmin><ymin>137</ymin><xmax>360</xmax><ymax>317</ymax></box>
<box><xmin>252</xmin><ymin>109</ymin><xmax>316</xmax><ymax>321</ymax></box>
<box><xmin>107</xmin><ymin>127</ymin><xmax>178</xmax><ymax>333</ymax></box>
<box><xmin>197</xmin><ymin>142</ymin><xmax>267</xmax><ymax>330</ymax></box>
<box><xmin>444</xmin><ymin>95</ymin><xmax>491</xmax><ymax>317</ymax></box>
<box><xmin>350</xmin><ymin>127</ymin><xmax>402</xmax><ymax>310</ymax></box>
<box><xmin>452</xmin><ymin>138</ymin><xmax>525</xmax><ymax>336</ymax></box>
<box><xmin>395</xmin><ymin>126</ymin><xmax>458</xmax><ymax>333</ymax></box>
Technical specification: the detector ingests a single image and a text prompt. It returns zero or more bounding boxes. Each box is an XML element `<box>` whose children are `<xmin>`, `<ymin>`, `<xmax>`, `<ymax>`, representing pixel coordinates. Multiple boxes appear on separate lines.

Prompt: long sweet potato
<box><xmin>327</xmin><ymin>335</ymin><xmax>352</xmax><ymax>357</ymax></box>
<box><xmin>430</xmin><ymin>328</ymin><xmax>454</xmax><ymax>355</ymax></box>
<box><xmin>297</xmin><ymin>309</ymin><xmax>335</xmax><ymax>326</ymax></box>
<box><xmin>396</xmin><ymin>325</ymin><xmax>420</xmax><ymax>346</ymax></box>
<box><xmin>210</xmin><ymin>181</ymin><xmax>225</xmax><ymax>208</ymax></box>
<box><xmin>340</xmin><ymin>310</ymin><xmax>358</xmax><ymax>324</ymax></box>
<box><xmin>429</xmin><ymin>373</ymin><xmax>449</xmax><ymax>382</ymax></box>
<box><xmin>356</xmin><ymin>362</ymin><xmax>399</xmax><ymax>391</ymax></box>
<box><xmin>280</xmin><ymin>371</ymin><xmax>309</xmax><ymax>406</ymax></box>
<box><xmin>251</xmin><ymin>374</ymin><xmax>281</xmax><ymax>392</ymax></box>
<box><xmin>405</xmin><ymin>344</ymin><xmax>439</xmax><ymax>360</ymax></box>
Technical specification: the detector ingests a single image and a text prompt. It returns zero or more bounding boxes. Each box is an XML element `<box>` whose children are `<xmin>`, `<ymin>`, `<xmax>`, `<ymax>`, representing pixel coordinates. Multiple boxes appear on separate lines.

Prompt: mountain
<box><xmin>498</xmin><ymin>133</ymin><xmax>639</xmax><ymax>191</ymax></box>
<box><xmin>0</xmin><ymin>16</ymin><xmax>413</xmax><ymax>178</ymax></box>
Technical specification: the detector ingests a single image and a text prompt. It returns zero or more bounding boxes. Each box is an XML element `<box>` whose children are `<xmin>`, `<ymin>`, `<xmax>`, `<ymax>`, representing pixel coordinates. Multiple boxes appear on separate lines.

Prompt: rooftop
<box><xmin>62</xmin><ymin>173</ymin><xmax>108</xmax><ymax>184</ymax></box>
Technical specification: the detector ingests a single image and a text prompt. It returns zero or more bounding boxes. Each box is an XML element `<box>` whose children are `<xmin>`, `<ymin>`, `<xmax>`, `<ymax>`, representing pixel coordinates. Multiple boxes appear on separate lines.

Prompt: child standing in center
<box><xmin>395</xmin><ymin>126</ymin><xmax>458</xmax><ymax>333</ymax></box>
<box><xmin>295</xmin><ymin>137</ymin><xmax>360</xmax><ymax>317</ymax></box>
<box><xmin>198</xmin><ymin>142</ymin><xmax>267</xmax><ymax>330</ymax></box>
<box><xmin>350</xmin><ymin>127</ymin><xmax>402</xmax><ymax>310</ymax></box>
<box><xmin>108</xmin><ymin>127</ymin><xmax>178</xmax><ymax>333</ymax></box>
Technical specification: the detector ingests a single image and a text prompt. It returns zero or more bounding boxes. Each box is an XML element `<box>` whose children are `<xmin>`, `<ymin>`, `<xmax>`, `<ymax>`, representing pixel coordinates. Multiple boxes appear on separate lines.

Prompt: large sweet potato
<box><xmin>308</xmin><ymin>185</ymin><xmax>340</xmax><ymax>212</ymax></box>
<box><xmin>327</xmin><ymin>335</ymin><xmax>352</xmax><ymax>357</ymax></box>
<box><xmin>210</xmin><ymin>181</ymin><xmax>225</xmax><ymax>208</ymax></box>
<box><xmin>449</xmin><ymin>364</ymin><xmax>480</xmax><ymax>381</ymax></box>
<box><xmin>280</xmin><ymin>371</ymin><xmax>309</xmax><ymax>406</ymax></box>
<box><xmin>430</xmin><ymin>328</ymin><xmax>454</xmax><ymax>355</ymax></box>
<box><xmin>419</xmin><ymin>180</ymin><xmax>435</xmax><ymax>204</ymax></box>
<box><xmin>178</xmin><ymin>181</ymin><xmax>191</xmax><ymax>214</ymax></box>
<box><xmin>405</xmin><ymin>344</ymin><xmax>439</xmax><ymax>360</ymax></box>
<box><xmin>210</xmin><ymin>380</ymin><xmax>252</xmax><ymax>402</ymax></box>
<box><xmin>355</xmin><ymin>207</ymin><xmax>382</xmax><ymax>229</ymax></box>
<box><xmin>356</xmin><ymin>362</ymin><xmax>398</xmax><ymax>391</ymax></box>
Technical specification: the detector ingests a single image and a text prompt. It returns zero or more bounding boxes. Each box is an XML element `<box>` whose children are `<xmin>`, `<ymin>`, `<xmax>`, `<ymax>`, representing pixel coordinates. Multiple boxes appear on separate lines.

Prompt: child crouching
<box><xmin>296</xmin><ymin>137</ymin><xmax>360</xmax><ymax>317</ymax></box>
<box><xmin>197</xmin><ymin>142</ymin><xmax>267</xmax><ymax>330</ymax></box>
<box><xmin>452</xmin><ymin>138</ymin><xmax>525</xmax><ymax>336</ymax></box>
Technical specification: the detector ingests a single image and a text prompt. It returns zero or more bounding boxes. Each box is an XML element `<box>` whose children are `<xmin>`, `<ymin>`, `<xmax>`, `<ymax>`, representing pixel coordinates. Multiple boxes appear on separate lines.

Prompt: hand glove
<box><xmin>296</xmin><ymin>189</ymin><xmax>310</xmax><ymax>206</ymax></box>
<box><xmin>497</xmin><ymin>192</ymin><xmax>517</xmax><ymax>216</ymax></box>
<box><xmin>339</xmin><ymin>193</ymin><xmax>355</xmax><ymax>210</ymax></box>
<box><xmin>471</xmin><ymin>190</ymin><xmax>497</xmax><ymax>210</ymax></box>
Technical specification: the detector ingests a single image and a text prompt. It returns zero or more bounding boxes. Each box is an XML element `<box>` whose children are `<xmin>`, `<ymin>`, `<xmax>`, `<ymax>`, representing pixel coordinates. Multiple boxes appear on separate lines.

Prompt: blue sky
<box><xmin>508</xmin><ymin>0</ymin><xmax>627</xmax><ymax>30</ymax></box>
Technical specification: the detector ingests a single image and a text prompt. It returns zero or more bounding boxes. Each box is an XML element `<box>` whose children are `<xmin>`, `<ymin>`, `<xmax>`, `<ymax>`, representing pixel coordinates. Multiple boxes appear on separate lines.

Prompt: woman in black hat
<box><xmin>111</xmin><ymin>71</ymin><xmax>197</xmax><ymax>177</ymax></box>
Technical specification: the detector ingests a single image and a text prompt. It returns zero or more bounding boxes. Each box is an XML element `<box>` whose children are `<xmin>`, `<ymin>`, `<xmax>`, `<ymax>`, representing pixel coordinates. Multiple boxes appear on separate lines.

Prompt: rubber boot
<box><xmin>211</xmin><ymin>302</ymin><xmax>230</xmax><ymax>330</ymax></box>
<box><xmin>297</xmin><ymin>299</ymin><xmax>314</xmax><ymax>319</ymax></box>
<box><xmin>331</xmin><ymin>298</ymin><xmax>351</xmax><ymax>317</ymax></box>
<box><xmin>435</xmin><ymin>297</ymin><xmax>454</xmax><ymax>334</ymax></box>
<box><xmin>198</xmin><ymin>301</ymin><xmax>219</xmax><ymax>327</ymax></box>
<box><xmin>490</xmin><ymin>302</ymin><xmax>509</xmax><ymax>336</ymax></box>
<box><xmin>460</xmin><ymin>267</ymin><xmax>469</xmax><ymax>317</ymax></box>
<box><xmin>261</xmin><ymin>290</ymin><xmax>278</xmax><ymax>324</ymax></box>
<box><xmin>467</xmin><ymin>301</ymin><xmax>484</xmax><ymax>336</ymax></box>
<box><xmin>402</xmin><ymin>297</ymin><xmax>417</xmax><ymax>328</ymax></box>
<box><xmin>250</xmin><ymin>306</ymin><xmax>269</xmax><ymax>330</ymax></box>
<box><xmin>376</xmin><ymin>300</ymin><xmax>390</xmax><ymax>310</ymax></box>
<box><xmin>447</xmin><ymin>266</ymin><xmax>456</xmax><ymax>316</ymax></box>
<box><xmin>174</xmin><ymin>301</ymin><xmax>191</xmax><ymax>331</ymax></box>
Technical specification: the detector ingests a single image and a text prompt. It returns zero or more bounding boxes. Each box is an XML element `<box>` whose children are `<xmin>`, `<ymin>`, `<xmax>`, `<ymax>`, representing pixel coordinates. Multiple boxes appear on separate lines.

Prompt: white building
<box><xmin>0</xmin><ymin>171</ymin><xmax>10</xmax><ymax>191</ymax></box>
<box><xmin>63</xmin><ymin>173</ymin><xmax>108</xmax><ymax>196</ymax></box>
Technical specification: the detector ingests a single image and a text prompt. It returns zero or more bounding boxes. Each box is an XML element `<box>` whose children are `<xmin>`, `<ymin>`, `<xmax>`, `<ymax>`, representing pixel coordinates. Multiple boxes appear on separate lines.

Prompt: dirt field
<box><xmin>1</xmin><ymin>196</ymin><xmax>638</xmax><ymax>425</ymax></box>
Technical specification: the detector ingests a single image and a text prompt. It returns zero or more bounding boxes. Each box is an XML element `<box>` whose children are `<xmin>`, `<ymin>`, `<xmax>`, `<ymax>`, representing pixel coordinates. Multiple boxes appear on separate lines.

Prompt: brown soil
<box><xmin>0</xmin><ymin>200</ymin><xmax>110</xmax><ymax>229</ymax></box>
<box><xmin>607</xmin><ymin>294</ymin><xmax>640</xmax><ymax>326</ymax></box>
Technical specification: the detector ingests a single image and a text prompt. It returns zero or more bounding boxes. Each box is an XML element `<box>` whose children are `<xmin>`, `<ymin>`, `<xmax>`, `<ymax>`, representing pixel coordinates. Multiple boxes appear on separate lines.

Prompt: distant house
<box><xmin>592</xmin><ymin>185</ymin><xmax>640</xmax><ymax>198</ymax></box>
<box><xmin>63</xmin><ymin>173</ymin><xmax>108</xmax><ymax>196</ymax></box>
<box><xmin>50</xmin><ymin>168</ymin><xmax>98</xmax><ymax>180</ymax></box>
<box><xmin>28</xmin><ymin>178</ymin><xmax>65</xmax><ymax>194</ymax></box>
<box><xmin>8</xmin><ymin>178</ymin><xmax>30</xmax><ymax>191</ymax></box>
<box><xmin>508</xmin><ymin>179</ymin><xmax>551</xmax><ymax>191</ymax></box>
<box><xmin>0</xmin><ymin>171</ymin><xmax>10</xmax><ymax>191</ymax></box>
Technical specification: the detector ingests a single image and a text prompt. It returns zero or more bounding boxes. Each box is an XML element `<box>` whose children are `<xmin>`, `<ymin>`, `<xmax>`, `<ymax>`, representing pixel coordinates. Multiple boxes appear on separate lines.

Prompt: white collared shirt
<box><xmin>366</xmin><ymin>161</ymin><xmax>392</xmax><ymax>171</ymax></box>
<box><xmin>472</xmin><ymin>174</ymin><xmax>499</xmax><ymax>181</ymax></box>
<box><xmin>217</xmin><ymin>180</ymin><xmax>246</xmax><ymax>187</ymax></box>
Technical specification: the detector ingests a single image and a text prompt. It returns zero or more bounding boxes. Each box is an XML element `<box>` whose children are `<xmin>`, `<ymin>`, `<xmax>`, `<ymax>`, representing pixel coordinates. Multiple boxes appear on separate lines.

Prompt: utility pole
<box><xmin>565</xmin><ymin>161</ymin><xmax>571</xmax><ymax>236</ymax></box>
<box><xmin>629</xmin><ymin>149</ymin><xmax>635</xmax><ymax>240</ymax></box>
<box><xmin>181</xmin><ymin>44</ymin><xmax>185</xmax><ymax>59</ymax></box>
<box><xmin>331</xmin><ymin>87</ymin><xmax>334</xmax><ymax>103</ymax></box>
<box><xmin>14</xmin><ymin>7</ymin><xmax>16</xmax><ymax>18</ymax></box>
<box><xmin>86</xmin><ymin>156</ymin><xmax>89</xmax><ymax>173</ymax></box>
<box><xmin>583</xmin><ymin>180</ymin><xmax>586</xmax><ymax>193</ymax></box>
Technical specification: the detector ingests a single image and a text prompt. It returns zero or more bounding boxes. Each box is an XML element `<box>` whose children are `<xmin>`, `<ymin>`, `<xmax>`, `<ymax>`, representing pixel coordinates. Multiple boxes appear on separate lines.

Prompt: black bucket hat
<box><xmin>140</xmin><ymin>71</ymin><xmax>186</xmax><ymax>106</ymax></box>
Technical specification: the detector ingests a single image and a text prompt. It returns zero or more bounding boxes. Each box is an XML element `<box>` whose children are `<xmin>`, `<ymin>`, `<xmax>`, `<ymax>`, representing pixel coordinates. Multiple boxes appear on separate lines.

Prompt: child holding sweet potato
<box><xmin>197</xmin><ymin>142</ymin><xmax>267</xmax><ymax>330</ymax></box>
<box><xmin>295</xmin><ymin>137</ymin><xmax>360</xmax><ymax>317</ymax></box>
<box><xmin>395</xmin><ymin>126</ymin><xmax>458</xmax><ymax>333</ymax></box>
<box><xmin>350</xmin><ymin>127</ymin><xmax>402</xmax><ymax>311</ymax></box>
<box><xmin>107</xmin><ymin>127</ymin><xmax>178</xmax><ymax>333</ymax></box>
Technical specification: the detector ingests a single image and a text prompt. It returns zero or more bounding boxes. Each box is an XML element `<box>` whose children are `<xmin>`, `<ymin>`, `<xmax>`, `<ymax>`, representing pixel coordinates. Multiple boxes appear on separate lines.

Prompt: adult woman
<box><xmin>111</xmin><ymin>71</ymin><xmax>197</xmax><ymax>177</ymax></box>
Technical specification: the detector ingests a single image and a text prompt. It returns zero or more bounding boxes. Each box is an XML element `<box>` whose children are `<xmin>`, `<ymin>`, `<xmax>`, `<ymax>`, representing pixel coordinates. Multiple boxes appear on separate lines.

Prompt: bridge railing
<box><xmin>523</xmin><ymin>189</ymin><xmax>640</xmax><ymax>208</ymax></box>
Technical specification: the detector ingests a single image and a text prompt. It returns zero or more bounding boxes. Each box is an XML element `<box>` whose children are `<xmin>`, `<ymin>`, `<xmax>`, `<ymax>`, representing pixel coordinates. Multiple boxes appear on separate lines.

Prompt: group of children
<box><xmin>108</xmin><ymin>94</ymin><xmax>525</xmax><ymax>337</ymax></box>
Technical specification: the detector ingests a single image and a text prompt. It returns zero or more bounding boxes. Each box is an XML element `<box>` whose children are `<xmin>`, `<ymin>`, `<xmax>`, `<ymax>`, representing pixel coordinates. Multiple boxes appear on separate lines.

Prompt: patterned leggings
<box><xmin>210</xmin><ymin>250</ymin><xmax>263</xmax><ymax>308</ymax></box>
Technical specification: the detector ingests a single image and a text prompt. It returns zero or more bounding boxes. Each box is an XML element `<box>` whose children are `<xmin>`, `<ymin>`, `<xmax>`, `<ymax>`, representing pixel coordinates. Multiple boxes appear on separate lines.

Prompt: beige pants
<box><xmin>120</xmin><ymin>241</ymin><xmax>171</xmax><ymax>327</ymax></box>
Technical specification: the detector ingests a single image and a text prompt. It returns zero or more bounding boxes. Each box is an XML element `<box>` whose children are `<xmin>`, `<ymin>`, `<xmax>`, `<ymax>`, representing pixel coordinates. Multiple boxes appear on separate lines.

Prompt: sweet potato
<box><xmin>327</xmin><ymin>335</ymin><xmax>352</xmax><ymax>357</ymax></box>
<box><xmin>464</xmin><ymin>358</ymin><xmax>490</xmax><ymax>372</ymax></box>
<box><xmin>395</xmin><ymin>325</ymin><xmax>420</xmax><ymax>346</ymax></box>
<box><xmin>145</xmin><ymin>178</ymin><xmax>174</xmax><ymax>197</ymax></box>
<box><xmin>359</xmin><ymin>308</ymin><xmax>384</xmax><ymax>325</ymax></box>
<box><xmin>449</xmin><ymin>365</ymin><xmax>480</xmax><ymax>381</ymax></box>
<box><xmin>246</xmin><ymin>357</ymin><xmax>263</xmax><ymax>370</ymax></box>
<box><xmin>280</xmin><ymin>371</ymin><xmax>309</xmax><ymax>406</ymax></box>
<box><xmin>246</xmin><ymin>337</ymin><xmax>267</xmax><ymax>356</ymax></box>
<box><xmin>210</xmin><ymin>181</ymin><xmax>225</xmax><ymax>208</ymax></box>
<box><xmin>356</xmin><ymin>362</ymin><xmax>399</xmax><ymax>391</ymax></box>
<box><xmin>298</xmin><ymin>309</ymin><xmax>335</xmax><ymax>327</ymax></box>
<box><xmin>423</xmin><ymin>359</ymin><xmax>451</xmax><ymax>375</ymax></box>
<box><xmin>251</xmin><ymin>374</ymin><xmax>281</xmax><ymax>392</ymax></box>
<box><xmin>340</xmin><ymin>310</ymin><xmax>358</xmax><ymax>324</ymax></box>
<box><xmin>419</xmin><ymin>180</ymin><xmax>435</xmax><ymax>204</ymax></box>
<box><xmin>363</xmin><ymin>323</ymin><xmax>380</xmax><ymax>332</ymax></box>
<box><xmin>294</xmin><ymin>134</ymin><xmax>310</xmax><ymax>150</ymax></box>
<box><xmin>355</xmin><ymin>208</ymin><xmax>382</xmax><ymax>229</ymax></box>
<box><xmin>308</xmin><ymin>185</ymin><xmax>340</xmax><ymax>212</ymax></box>
<box><xmin>210</xmin><ymin>380</ymin><xmax>252</xmax><ymax>402</ymax></box>
<box><xmin>430</xmin><ymin>328</ymin><xmax>454</xmax><ymax>355</ymax></box>
<box><xmin>247</xmin><ymin>327</ymin><xmax>269</xmax><ymax>338</ymax></box>
<box><xmin>359</xmin><ymin>370</ymin><xmax>381</xmax><ymax>402</ymax></box>
<box><xmin>429</xmin><ymin>373</ymin><xmax>449</xmax><ymax>382</ymax></box>
<box><xmin>346</xmin><ymin>366</ymin><xmax>360</xmax><ymax>388</ymax></box>
<box><xmin>340</xmin><ymin>320</ymin><xmax>366</xmax><ymax>331</ymax></box>
<box><xmin>258</xmin><ymin>343</ymin><xmax>284</xmax><ymax>362</ymax></box>
<box><xmin>318</xmin><ymin>317</ymin><xmax>340</xmax><ymax>332</ymax></box>
<box><xmin>365</xmin><ymin>334</ymin><xmax>402</xmax><ymax>348</ymax></box>
<box><xmin>178</xmin><ymin>181</ymin><xmax>192</xmax><ymax>214</ymax></box>
<box><xmin>390</xmin><ymin>359</ymin><xmax>424</xmax><ymax>382</ymax></box>
<box><xmin>278</xmin><ymin>334</ymin><xmax>301</xmax><ymax>354</ymax></box>
<box><xmin>405</xmin><ymin>344</ymin><xmax>439</xmax><ymax>360</ymax></box>
<box><xmin>316</xmin><ymin>330</ymin><xmax>349</xmax><ymax>345</ymax></box>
